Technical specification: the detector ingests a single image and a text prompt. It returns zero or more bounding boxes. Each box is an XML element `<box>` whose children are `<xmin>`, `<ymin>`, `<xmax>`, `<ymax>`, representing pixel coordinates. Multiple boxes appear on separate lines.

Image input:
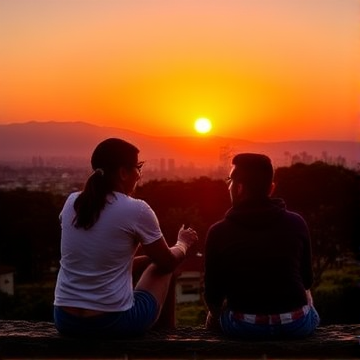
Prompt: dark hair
<box><xmin>231</xmin><ymin>153</ymin><xmax>274</xmax><ymax>199</ymax></box>
<box><xmin>73</xmin><ymin>138</ymin><xmax>139</xmax><ymax>229</ymax></box>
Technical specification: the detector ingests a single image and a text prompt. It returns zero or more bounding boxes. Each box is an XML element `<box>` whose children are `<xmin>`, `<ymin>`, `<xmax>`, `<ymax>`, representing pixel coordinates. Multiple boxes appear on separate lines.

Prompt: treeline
<box><xmin>0</xmin><ymin>161</ymin><xmax>359</xmax><ymax>285</ymax></box>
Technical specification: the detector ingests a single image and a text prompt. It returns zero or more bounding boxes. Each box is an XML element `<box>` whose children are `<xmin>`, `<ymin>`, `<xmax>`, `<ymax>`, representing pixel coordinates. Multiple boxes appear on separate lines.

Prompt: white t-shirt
<box><xmin>54</xmin><ymin>191</ymin><xmax>162</xmax><ymax>312</ymax></box>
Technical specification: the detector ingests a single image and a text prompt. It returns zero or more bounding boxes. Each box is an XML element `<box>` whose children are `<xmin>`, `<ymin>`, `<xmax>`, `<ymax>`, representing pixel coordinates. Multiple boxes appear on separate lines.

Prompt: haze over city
<box><xmin>0</xmin><ymin>0</ymin><xmax>359</xmax><ymax>144</ymax></box>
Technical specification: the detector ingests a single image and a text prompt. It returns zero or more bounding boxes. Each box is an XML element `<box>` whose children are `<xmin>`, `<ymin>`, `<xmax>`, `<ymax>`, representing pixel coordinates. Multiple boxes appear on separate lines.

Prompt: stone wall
<box><xmin>0</xmin><ymin>320</ymin><xmax>359</xmax><ymax>358</ymax></box>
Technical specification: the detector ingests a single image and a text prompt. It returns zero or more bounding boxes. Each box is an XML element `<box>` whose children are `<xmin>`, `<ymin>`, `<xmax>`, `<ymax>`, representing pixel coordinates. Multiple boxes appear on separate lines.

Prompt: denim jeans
<box><xmin>220</xmin><ymin>306</ymin><xmax>320</xmax><ymax>340</ymax></box>
<box><xmin>54</xmin><ymin>290</ymin><xmax>159</xmax><ymax>338</ymax></box>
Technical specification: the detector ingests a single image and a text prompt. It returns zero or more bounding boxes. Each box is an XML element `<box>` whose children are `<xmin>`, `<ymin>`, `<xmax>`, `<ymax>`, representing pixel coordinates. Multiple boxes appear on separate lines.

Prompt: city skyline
<box><xmin>1</xmin><ymin>121</ymin><xmax>359</xmax><ymax>171</ymax></box>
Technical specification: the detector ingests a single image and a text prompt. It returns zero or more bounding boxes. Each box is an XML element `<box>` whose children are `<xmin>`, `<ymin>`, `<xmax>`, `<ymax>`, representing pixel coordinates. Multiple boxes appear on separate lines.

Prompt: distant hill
<box><xmin>0</xmin><ymin>121</ymin><xmax>359</xmax><ymax>168</ymax></box>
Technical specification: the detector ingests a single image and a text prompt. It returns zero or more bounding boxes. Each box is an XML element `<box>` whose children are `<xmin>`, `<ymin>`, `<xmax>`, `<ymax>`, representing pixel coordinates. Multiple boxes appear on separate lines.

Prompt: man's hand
<box><xmin>306</xmin><ymin>289</ymin><xmax>313</xmax><ymax>306</ymax></box>
<box><xmin>205</xmin><ymin>311</ymin><xmax>221</xmax><ymax>331</ymax></box>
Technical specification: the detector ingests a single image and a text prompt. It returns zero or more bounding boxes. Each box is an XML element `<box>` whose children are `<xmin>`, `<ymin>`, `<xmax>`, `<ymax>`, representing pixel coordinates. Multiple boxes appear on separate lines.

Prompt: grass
<box><xmin>176</xmin><ymin>301</ymin><xmax>207</xmax><ymax>327</ymax></box>
<box><xmin>2</xmin><ymin>264</ymin><xmax>359</xmax><ymax>325</ymax></box>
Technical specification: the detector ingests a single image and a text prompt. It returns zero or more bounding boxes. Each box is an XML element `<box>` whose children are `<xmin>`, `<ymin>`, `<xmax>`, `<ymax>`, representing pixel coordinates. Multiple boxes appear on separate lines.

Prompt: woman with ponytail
<box><xmin>54</xmin><ymin>138</ymin><xmax>198</xmax><ymax>338</ymax></box>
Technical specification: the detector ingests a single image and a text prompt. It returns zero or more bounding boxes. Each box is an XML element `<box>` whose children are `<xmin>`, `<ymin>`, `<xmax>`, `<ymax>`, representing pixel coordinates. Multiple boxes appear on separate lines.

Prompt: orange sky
<box><xmin>0</xmin><ymin>0</ymin><xmax>359</xmax><ymax>141</ymax></box>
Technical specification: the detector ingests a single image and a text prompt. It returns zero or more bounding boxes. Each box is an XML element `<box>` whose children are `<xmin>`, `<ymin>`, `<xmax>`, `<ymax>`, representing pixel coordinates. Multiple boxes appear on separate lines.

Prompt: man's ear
<box><xmin>269</xmin><ymin>182</ymin><xmax>275</xmax><ymax>196</ymax></box>
<box><xmin>236</xmin><ymin>183</ymin><xmax>243</xmax><ymax>196</ymax></box>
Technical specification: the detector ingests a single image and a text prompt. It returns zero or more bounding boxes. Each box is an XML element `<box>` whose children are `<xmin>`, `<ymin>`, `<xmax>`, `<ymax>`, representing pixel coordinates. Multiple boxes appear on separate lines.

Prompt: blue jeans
<box><xmin>54</xmin><ymin>290</ymin><xmax>159</xmax><ymax>338</ymax></box>
<box><xmin>220</xmin><ymin>306</ymin><xmax>320</xmax><ymax>340</ymax></box>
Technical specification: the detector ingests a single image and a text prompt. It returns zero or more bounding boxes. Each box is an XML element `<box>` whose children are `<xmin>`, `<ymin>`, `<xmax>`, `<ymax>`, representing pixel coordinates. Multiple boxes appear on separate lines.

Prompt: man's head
<box><xmin>228</xmin><ymin>153</ymin><xmax>274</xmax><ymax>204</ymax></box>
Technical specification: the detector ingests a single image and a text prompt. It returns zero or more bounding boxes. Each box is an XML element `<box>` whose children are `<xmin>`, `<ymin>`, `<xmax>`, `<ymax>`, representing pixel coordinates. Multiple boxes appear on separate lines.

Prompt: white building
<box><xmin>175</xmin><ymin>271</ymin><xmax>202</xmax><ymax>303</ymax></box>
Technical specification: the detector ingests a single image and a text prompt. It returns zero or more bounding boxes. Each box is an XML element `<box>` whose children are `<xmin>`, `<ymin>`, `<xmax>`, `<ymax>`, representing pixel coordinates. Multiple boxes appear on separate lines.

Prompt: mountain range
<box><xmin>0</xmin><ymin>121</ymin><xmax>359</xmax><ymax>169</ymax></box>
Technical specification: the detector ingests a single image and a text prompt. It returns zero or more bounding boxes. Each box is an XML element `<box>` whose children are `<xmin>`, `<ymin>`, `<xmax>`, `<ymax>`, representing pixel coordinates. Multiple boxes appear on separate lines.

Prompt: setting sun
<box><xmin>194</xmin><ymin>118</ymin><xmax>212</xmax><ymax>134</ymax></box>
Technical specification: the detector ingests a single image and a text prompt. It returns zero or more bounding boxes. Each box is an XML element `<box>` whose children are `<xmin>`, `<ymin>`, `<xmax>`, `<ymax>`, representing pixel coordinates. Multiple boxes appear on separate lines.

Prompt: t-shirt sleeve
<box><xmin>59</xmin><ymin>192</ymin><xmax>79</xmax><ymax>224</ymax></box>
<box><xmin>135</xmin><ymin>200</ymin><xmax>163</xmax><ymax>245</ymax></box>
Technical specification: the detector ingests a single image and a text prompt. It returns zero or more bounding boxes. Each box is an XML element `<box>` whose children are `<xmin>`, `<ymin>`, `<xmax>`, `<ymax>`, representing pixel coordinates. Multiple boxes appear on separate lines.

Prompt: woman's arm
<box><xmin>141</xmin><ymin>226</ymin><xmax>198</xmax><ymax>273</ymax></box>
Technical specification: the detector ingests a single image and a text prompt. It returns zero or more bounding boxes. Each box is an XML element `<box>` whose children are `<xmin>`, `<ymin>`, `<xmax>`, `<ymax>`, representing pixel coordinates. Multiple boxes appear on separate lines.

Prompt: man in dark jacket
<box><xmin>204</xmin><ymin>153</ymin><xmax>320</xmax><ymax>339</ymax></box>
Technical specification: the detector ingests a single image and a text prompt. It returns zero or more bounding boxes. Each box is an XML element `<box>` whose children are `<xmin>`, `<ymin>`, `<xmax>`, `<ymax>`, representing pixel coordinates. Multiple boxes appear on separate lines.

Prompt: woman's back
<box><xmin>55</xmin><ymin>191</ymin><xmax>162</xmax><ymax>312</ymax></box>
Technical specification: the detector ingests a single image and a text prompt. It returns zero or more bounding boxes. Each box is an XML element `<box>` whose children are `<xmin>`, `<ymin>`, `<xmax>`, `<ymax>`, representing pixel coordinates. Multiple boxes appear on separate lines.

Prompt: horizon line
<box><xmin>1</xmin><ymin>120</ymin><xmax>358</xmax><ymax>144</ymax></box>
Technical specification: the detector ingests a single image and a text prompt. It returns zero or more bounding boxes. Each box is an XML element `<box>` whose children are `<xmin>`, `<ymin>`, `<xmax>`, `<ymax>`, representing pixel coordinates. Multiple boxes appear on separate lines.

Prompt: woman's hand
<box><xmin>176</xmin><ymin>224</ymin><xmax>198</xmax><ymax>255</ymax></box>
<box><xmin>142</xmin><ymin>225</ymin><xmax>198</xmax><ymax>273</ymax></box>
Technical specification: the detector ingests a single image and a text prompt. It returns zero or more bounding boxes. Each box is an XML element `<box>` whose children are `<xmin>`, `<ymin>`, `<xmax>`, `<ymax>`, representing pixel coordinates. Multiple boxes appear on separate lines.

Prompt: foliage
<box><xmin>0</xmin><ymin>283</ymin><xmax>54</xmax><ymax>321</ymax></box>
<box><xmin>176</xmin><ymin>301</ymin><xmax>207</xmax><ymax>327</ymax></box>
<box><xmin>0</xmin><ymin>189</ymin><xmax>64</xmax><ymax>282</ymax></box>
<box><xmin>273</xmin><ymin>162</ymin><xmax>360</xmax><ymax>286</ymax></box>
<box><xmin>136</xmin><ymin>177</ymin><xmax>231</xmax><ymax>252</ymax></box>
<box><xmin>313</xmin><ymin>265</ymin><xmax>360</xmax><ymax>324</ymax></box>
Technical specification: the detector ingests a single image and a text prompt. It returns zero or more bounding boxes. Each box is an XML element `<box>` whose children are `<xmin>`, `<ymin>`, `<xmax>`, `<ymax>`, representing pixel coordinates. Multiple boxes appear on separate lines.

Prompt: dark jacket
<box><xmin>204</xmin><ymin>198</ymin><xmax>313</xmax><ymax>314</ymax></box>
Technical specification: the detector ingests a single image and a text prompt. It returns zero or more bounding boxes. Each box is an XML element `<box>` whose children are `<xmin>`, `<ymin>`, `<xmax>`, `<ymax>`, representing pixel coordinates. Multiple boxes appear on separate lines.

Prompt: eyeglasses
<box><xmin>225</xmin><ymin>176</ymin><xmax>237</xmax><ymax>185</ymax></box>
<box><xmin>135</xmin><ymin>161</ymin><xmax>145</xmax><ymax>172</ymax></box>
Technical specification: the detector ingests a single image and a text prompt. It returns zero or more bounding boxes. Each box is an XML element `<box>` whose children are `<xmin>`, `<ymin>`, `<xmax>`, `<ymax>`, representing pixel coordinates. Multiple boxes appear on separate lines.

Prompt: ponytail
<box><xmin>73</xmin><ymin>168</ymin><xmax>110</xmax><ymax>229</ymax></box>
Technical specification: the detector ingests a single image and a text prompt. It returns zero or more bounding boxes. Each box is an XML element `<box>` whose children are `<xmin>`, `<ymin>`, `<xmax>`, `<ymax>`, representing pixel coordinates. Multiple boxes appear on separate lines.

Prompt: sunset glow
<box><xmin>0</xmin><ymin>0</ymin><xmax>359</xmax><ymax>141</ymax></box>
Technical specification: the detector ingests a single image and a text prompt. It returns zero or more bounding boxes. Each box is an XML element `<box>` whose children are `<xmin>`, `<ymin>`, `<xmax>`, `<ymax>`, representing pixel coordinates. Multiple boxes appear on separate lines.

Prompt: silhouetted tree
<box><xmin>136</xmin><ymin>177</ymin><xmax>230</xmax><ymax>253</ymax></box>
<box><xmin>274</xmin><ymin>162</ymin><xmax>360</xmax><ymax>286</ymax></box>
<box><xmin>0</xmin><ymin>189</ymin><xmax>63</xmax><ymax>282</ymax></box>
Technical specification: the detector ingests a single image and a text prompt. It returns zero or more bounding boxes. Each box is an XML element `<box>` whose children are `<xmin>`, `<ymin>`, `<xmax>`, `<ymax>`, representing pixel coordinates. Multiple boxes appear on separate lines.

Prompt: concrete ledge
<box><xmin>0</xmin><ymin>320</ymin><xmax>360</xmax><ymax>358</ymax></box>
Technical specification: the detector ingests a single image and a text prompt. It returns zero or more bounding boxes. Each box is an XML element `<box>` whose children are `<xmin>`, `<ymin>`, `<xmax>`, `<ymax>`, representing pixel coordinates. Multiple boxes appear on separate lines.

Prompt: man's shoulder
<box><xmin>206</xmin><ymin>218</ymin><xmax>232</xmax><ymax>245</ymax></box>
<box><xmin>279</xmin><ymin>209</ymin><xmax>310</xmax><ymax>235</ymax></box>
<box><xmin>208</xmin><ymin>218</ymin><xmax>228</xmax><ymax>231</ymax></box>
<box><xmin>282</xmin><ymin>208</ymin><xmax>307</xmax><ymax>224</ymax></box>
